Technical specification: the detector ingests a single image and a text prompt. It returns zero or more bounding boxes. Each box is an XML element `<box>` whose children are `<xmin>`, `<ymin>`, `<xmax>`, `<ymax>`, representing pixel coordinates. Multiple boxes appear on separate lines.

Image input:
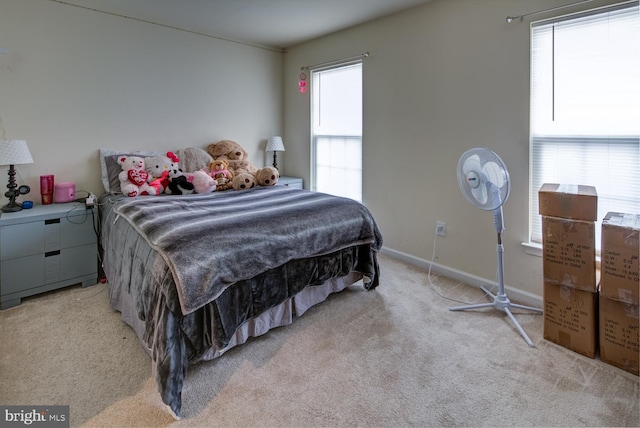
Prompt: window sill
<box><xmin>521</xmin><ymin>241</ymin><xmax>601</xmax><ymax>267</ymax></box>
<box><xmin>521</xmin><ymin>241</ymin><xmax>542</xmax><ymax>257</ymax></box>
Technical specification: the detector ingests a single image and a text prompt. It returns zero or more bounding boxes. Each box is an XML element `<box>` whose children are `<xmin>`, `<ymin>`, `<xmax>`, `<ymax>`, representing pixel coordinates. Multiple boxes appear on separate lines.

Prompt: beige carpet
<box><xmin>1</xmin><ymin>254</ymin><xmax>638</xmax><ymax>427</ymax></box>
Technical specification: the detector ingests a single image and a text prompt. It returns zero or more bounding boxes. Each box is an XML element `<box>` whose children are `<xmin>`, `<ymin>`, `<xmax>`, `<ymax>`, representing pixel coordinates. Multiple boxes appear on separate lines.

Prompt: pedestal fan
<box><xmin>450</xmin><ymin>147</ymin><xmax>542</xmax><ymax>347</ymax></box>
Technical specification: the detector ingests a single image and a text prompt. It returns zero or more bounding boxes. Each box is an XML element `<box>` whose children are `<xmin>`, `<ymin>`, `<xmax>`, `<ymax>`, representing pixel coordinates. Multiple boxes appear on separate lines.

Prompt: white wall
<box><xmin>0</xmin><ymin>0</ymin><xmax>283</xmax><ymax>199</ymax></box>
<box><xmin>284</xmin><ymin>0</ymin><xmax>620</xmax><ymax>303</ymax></box>
<box><xmin>1</xmin><ymin>0</ymin><xmax>620</xmax><ymax>304</ymax></box>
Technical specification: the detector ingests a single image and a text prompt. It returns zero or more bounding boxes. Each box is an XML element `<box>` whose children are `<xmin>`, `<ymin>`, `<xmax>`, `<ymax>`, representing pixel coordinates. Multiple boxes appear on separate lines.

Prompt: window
<box><xmin>311</xmin><ymin>62</ymin><xmax>362</xmax><ymax>202</ymax></box>
<box><xmin>529</xmin><ymin>1</ymin><xmax>640</xmax><ymax>249</ymax></box>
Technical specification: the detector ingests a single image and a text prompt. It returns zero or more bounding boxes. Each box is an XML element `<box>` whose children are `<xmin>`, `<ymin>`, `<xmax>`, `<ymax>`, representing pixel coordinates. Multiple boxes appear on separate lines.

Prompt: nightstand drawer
<box><xmin>1</xmin><ymin>215</ymin><xmax>96</xmax><ymax>260</ymax></box>
<box><xmin>60</xmin><ymin>215</ymin><xmax>96</xmax><ymax>248</ymax></box>
<box><xmin>1</xmin><ymin>243</ymin><xmax>97</xmax><ymax>294</ymax></box>
<box><xmin>1</xmin><ymin>221</ymin><xmax>45</xmax><ymax>260</ymax></box>
<box><xmin>277</xmin><ymin>176</ymin><xmax>303</xmax><ymax>189</ymax></box>
<box><xmin>44</xmin><ymin>244</ymin><xmax>97</xmax><ymax>284</ymax></box>
<box><xmin>1</xmin><ymin>255</ymin><xmax>45</xmax><ymax>294</ymax></box>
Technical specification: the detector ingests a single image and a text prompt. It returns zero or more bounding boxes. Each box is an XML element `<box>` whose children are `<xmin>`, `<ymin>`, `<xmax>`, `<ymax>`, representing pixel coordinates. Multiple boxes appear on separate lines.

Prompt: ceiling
<box><xmin>60</xmin><ymin>0</ymin><xmax>433</xmax><ymax>50</ymax></box>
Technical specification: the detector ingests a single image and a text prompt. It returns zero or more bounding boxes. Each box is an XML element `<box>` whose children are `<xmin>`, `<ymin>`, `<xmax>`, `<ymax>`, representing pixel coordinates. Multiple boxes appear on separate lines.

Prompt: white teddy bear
<box><xmin>117</xmin><ymin>155</ymin><xmax>157</xmax><ymax>197</ymax></box>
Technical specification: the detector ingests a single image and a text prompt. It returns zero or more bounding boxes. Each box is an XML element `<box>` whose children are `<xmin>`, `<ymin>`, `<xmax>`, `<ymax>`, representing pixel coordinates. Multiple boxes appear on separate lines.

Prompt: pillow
<box><xmin>100</xmin><ymin>149</ymin><xmax>161</xmax><ymax>194</ymax></box>
<box><xmin>174</xmin><ymin>147</ymin><xmax>213</xmax><ymax>173</ymax></box>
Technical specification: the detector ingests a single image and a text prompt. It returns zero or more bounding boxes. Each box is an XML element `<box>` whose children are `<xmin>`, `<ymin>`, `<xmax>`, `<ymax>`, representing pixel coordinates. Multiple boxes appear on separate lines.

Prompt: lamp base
<box><xmin>3</xmin><ymin>164</ymin><xmax>31</xmax><ymax>213</ymax></box>
<box><xmin>2</xmin><ymin>201</ymin><xmax>23</xmax><ymax>213</ymax></box>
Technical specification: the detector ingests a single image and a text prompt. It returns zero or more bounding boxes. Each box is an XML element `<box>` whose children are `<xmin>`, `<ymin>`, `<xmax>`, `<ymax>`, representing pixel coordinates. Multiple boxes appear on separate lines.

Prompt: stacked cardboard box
<box><xmin>599</xmin><ymin>212</ymin><xmax>639</xmax><ymax>375</ymax></box>
<box><xmin>539</xmin><ymin>183</ymin><xmax>598</xmax><ymax>358</ymax></box>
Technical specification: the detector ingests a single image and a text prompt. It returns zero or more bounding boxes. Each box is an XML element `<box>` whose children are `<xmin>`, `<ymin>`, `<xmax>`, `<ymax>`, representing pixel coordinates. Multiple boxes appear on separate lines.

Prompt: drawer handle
<box><xmin>45</xmin><ymin>218</ymin><xmax>61</xmax><ymax>225</ymax></box>
<box><xmin>45</xmin><ymin>250</ymin><xmax>61</xmax><ymax>257</ymax></box>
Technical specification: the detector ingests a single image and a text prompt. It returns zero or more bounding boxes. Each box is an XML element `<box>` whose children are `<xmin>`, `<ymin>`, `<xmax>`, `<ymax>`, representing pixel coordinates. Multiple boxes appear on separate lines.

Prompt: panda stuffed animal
<box><xmin>166</xmin><ymin>167</ymin><xmax>195</xmax><ymax>195</ymax></box>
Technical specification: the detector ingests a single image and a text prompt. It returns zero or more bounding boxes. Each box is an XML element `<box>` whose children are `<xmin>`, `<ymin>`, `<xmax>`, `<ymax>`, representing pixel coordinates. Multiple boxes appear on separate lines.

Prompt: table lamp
<box><xmin>0</xmin><ymin>140</ymin><xmax>34</xmax><ymax>213</ymax></box>
<box><xmin>266</xmin><ymin>136</ymin><xmax>285</xmax><ymax>170</ymax></box>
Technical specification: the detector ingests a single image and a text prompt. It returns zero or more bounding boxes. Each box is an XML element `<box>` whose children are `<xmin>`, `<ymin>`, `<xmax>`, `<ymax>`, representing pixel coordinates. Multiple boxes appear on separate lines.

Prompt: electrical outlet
<box><xmin>436</xmin><ymin>221</ymin><xmax>446</xmax><ymax>237</ymax></box>
<box><xmin>85</xmin><ymin>193</ymin><xmax>95</xmax><ymax>208</ymax></box>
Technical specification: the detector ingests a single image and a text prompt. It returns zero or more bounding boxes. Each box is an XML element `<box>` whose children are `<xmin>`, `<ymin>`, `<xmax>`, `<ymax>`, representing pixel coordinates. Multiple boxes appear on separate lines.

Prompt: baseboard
<box><xmin>380</xmin><ymin>246</ymin><xmax>543</xmax><ymax>309</ymax></box>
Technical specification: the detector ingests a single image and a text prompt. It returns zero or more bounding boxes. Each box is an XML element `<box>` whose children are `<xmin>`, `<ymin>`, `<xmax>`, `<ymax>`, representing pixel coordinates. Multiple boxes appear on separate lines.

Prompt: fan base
<box><xmin>450</xmin><ymin>286</ymin><xmax>542</xmax><ymax>347</ymax></box>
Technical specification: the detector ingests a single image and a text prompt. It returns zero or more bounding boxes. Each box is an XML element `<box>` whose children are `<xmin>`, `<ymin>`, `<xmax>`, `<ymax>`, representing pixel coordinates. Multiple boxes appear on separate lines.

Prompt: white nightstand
<box><xmin>0</xmin><ymin>203</ymin><xmax>98</xmax><ymax>309</ymax></box>
<box><xmin>277</xmin><ymin>176</ymin><xmax>303</xmax><ymax>189</ymax></box>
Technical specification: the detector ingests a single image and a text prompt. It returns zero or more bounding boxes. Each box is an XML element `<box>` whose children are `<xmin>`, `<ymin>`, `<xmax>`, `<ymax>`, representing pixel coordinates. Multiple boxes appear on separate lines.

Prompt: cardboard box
<box><xmin>543</xmin><ymin>283</ymin><xmax>598</xmax><ymax>358</ymax></box>
<box><xmin>542</xmin><ymin>216</ymin><xmax>596</xmax><ymax>292</ymax></box>
<box><xmin>600</xmin><ymin>212</ymin><xmax>640</xmax><ymax>304</ymax></box>
<box><xmin>538</xmin><ymin>183</ymin><xmax>598</xmax><ymax>221</ymax></box>
<box><xmin>599</xmin><ymin>294</ymin><xmax>639</xmax><ymax>376</ymax></box>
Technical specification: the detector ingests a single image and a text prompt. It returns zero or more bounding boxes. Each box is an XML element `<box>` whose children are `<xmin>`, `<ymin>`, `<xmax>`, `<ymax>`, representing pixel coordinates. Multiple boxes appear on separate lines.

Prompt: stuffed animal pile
<box><xmin>116</xmin><ymin>141</ymin><xmax>279</xmax><ymax>197</ymax></box>
<box><xmin>206</xmin><ymin>140</ymin><xmax>279</xmax><ymax>190</ymax></box>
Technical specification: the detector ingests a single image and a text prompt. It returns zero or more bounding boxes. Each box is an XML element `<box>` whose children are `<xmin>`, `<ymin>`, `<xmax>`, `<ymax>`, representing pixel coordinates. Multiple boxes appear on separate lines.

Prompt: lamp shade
<box><xmin>0</xmin><ymin>140</ymin><xmax>34</xmax><ymax>165</ymax></box>
<box><xmin>266</xmin><ymin>136</ymin><xmax>285</xmax><ymax>152</ymax></box>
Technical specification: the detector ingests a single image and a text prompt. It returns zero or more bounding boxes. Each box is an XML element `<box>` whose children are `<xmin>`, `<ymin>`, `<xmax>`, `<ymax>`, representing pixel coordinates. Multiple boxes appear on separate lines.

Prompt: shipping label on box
<box><xmin>601</xmin><ymin>212</ymin><xmax>640</xmax><ymax>304</ymax></box>
<box><xmin>542</xmin><ymin>216</ymin><xmax>596</xmax><ymax>292</ymax></box>
<box><xmin>543</xmin><ymin>283</ymin><xmax>597</xmax><ymax>358</ymax></box>
<box><xmin>599</xmin><ymin>295</ymin><xmax>639</xmax><ymax>376</ymax></box>
<box><xmin>538</xmin><ymin>183</ymin><xmax>598</xmax><ymax>221</ymax></box>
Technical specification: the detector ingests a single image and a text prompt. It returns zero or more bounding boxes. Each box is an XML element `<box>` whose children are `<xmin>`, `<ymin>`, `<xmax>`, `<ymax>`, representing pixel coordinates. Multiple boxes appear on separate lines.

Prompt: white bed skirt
<box><xmin>110</xmin><ymin>272</ymin><xmax>364</xmax><ymax>363</ymax></box>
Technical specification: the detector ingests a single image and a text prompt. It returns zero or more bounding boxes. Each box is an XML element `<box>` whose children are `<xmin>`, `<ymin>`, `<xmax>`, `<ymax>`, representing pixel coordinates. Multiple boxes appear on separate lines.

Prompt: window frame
<box><xmin>527</xmin><ymin>1</ymin><xmax>640</xmax><ymax>253</ymax></box>
<box><xmin>310</xmin><ymin>61</ymin><xmax>363</xmax><ymax>202</ymax></box>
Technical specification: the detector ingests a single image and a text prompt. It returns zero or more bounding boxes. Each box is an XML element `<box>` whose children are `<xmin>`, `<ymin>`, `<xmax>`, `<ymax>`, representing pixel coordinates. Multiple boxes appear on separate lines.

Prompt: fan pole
<box><xmin>450</xmin><ymin>207</ymin><xmax>543</xmax><ymax>347</ymax></box>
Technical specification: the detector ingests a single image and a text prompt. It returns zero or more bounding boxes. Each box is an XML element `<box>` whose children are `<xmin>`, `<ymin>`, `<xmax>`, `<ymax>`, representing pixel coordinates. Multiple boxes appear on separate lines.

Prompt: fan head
<box><xmin>457</xmin><ymin>148</ymin><xmax>510</xmax><ymax>211</ymax></box>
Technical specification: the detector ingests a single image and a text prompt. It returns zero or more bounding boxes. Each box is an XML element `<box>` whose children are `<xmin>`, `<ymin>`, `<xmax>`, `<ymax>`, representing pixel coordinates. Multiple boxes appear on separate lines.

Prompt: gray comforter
<box><xmin>112</xmin><ymin>186</ymin><xmax>382</xmax><ymax>315</ymax></box>
<box><xmin>100</xmin><ymin>186</ymin><xmax>382</xmax><ymax>418</ymax></box>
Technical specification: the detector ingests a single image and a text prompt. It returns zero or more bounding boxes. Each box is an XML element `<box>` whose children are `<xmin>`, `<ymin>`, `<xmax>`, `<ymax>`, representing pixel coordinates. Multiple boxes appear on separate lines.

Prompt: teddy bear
<box><xmin>166</xmin><ymin>167</ymin><xmax>195</xmax><ymax>195</ymax></box>
<box><xmin>231</xmin><ymin>171</ymin><xmax>256</xmax><ymax>190</ymax></box>
<box><xmin>206</xmin><ymin>139</ymin><xmax>280</xmax><ymax>190</ymax></box>
<box><xmin>191</xmin><ymin>169</ymin><xmax>217</xmax><ymax>194</ymax></box>
<box><xmin>145</xmin><ymin>151</ymin><xmax>179</xmax><ymax>194</ymax></box>
<box><xmin>206</xmin><ymin>140</ymin><xmax>258</xmax><ymax>175</ymax></box>
<box><xmin>255</xmin><ymin>166</ymin><xmax>279</xmax><ymax>186</ymax></box>
<box><xmin>208</xmin><ymin>159</ymin><xmax>234</xmax><ymax>190</ymax></box>
<box><xmin>206</xmin><ymin>139</ymin><xmax>249</xmax><ymax>163</ymax></box>
<box><xmin>117</xmin><ymin>155</ymin><xmax>157</xmax><ymax>197</ymax></box>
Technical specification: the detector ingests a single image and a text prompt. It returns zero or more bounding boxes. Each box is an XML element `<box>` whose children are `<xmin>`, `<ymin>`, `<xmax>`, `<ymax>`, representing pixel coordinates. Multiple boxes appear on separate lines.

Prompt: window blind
<box><xmin>529</xmin><ymin>1</ymin><xmax>640</xmax><ymax>248</ymax></box>
<box><xmin>311</xmin><ymin>63</ymin><xmax>363</xmax><ymax>202</ymax></box>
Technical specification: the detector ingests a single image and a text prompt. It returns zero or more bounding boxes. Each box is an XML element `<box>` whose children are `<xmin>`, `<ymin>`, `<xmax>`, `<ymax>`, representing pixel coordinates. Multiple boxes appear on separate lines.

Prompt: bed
<box><xmin>99</xmin><ymin>185</ymin><xmax>382</xmax><ymax>418</ymax></box>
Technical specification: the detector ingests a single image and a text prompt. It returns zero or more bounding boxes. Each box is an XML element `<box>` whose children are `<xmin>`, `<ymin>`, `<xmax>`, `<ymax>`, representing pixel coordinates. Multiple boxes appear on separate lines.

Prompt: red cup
<box><xmin>40</xmin><ymin>175</ymin><xmax>54</xmax><ymax>205</ymax></box>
